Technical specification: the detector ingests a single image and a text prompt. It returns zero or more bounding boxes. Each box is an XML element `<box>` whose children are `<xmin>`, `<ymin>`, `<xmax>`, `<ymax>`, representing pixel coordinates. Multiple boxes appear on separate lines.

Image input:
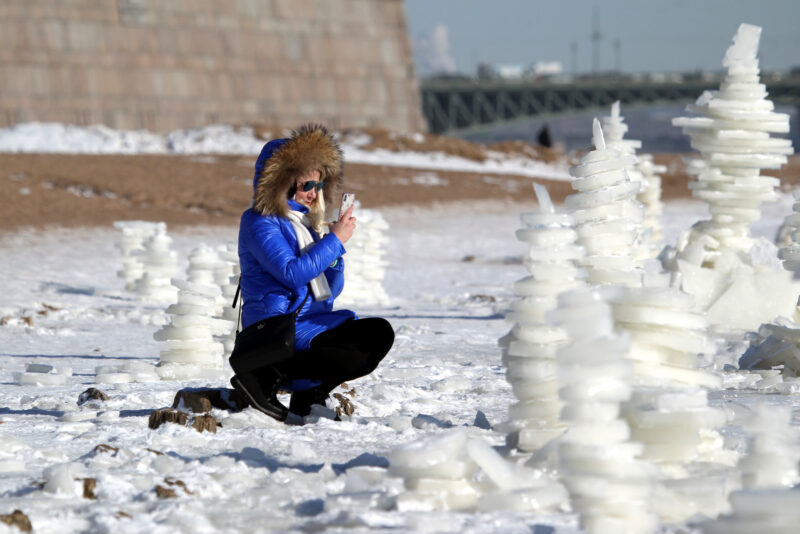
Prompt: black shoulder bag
<box><xmin>228</xmin><ymin>280</ymin><xmax>310</xmax><ymax>375</ymax></box>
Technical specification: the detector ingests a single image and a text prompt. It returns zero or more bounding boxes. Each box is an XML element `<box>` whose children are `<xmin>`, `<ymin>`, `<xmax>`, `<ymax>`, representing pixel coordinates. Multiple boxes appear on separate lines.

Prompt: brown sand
<box><xmin>1</xmin><ymin>149</ymin><xmax>798</xmax><ymax>233</ymax></box>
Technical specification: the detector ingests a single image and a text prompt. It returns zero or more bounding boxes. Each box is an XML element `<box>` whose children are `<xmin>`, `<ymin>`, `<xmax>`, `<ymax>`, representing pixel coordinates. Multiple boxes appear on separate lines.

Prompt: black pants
<box><xmin>274</xmin><ymin>317</ymin><xmax>394</xmax><ymax>393</ymax></box>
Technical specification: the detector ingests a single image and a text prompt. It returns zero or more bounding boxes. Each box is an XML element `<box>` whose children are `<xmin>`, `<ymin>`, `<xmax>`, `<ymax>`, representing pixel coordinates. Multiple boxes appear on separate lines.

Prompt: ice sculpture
<box><xmin>672</xmin><ymin>23</ymin><xmax>793</xmax><ymax>260</ymax></box>
<box><xmin>738</xmin><ymin>405</ymin><xmax>799</xmax><ymax>489</ymax></box>
<box><xmin>605</xmin><ymin>273</ymin><xmax>734</xmax><ymax>522</ymax></box>
<box><xmin>388</xmin><ymin>430</ymin><xmax>480</xmax><ymax>511</ymax></box>
<box><xmin>697</xmin><ymin>406</ymin><xmax>800</xmax><ymax>533</ymax></box>
<box><xmin>185</xmin><ymin>245</ymin><xmax>224</xmax><ymax>313</ymax></box>
<box><xmin>114</xmin><ymin>220</ymin><xmax>165</xmax><ymax>291</ymax></box>
<box><xmin>154</xmin><ymin>278</ymin><xmax>229</xmax><ymax>380</ymax></box>
<box><xmin>133</xmin><ymin>227</ymin><xmax>179</xmax><ymax>304</ymax></box>
<box><xmin>337</xmin><ymin>206</ymin><xmax>390</xmax><ymax>306</ymax></box>
<box><xmin>548</xmin><ymin>288</ymin><xmax>658</xmax><ymax>534</ymax></box>
<box><xmin>186</xmin><ymin>243</ymin><xmax>220</xmax><ymax>287</ymax></box>
<box><xmin>498</xmin><ymin>184</ymin><xmax>585</xmax><ymax>452</ymax></box>
<box><xmin>0</xmin><ymin>436</ymin><xmax>27</xmax><ymax>473</ymax></box>
<box><xmin>216</xmin><ymin>244</ymin><xmax>240</xmax><ymax>357</ymax></box>
<box><xmin>621</xmin><ymin>387</ymin><xmax>735</xmax><ymax>523</ymax></box>
<box><xmin>601</xmin><ymin>102</ymin><xmax>642</xmax><ymax>160</ymax></box>
<box><xmin>608</xmin><ymin>275</ymin><xmax>719</xmax><ymax>388</ymax></box>
<box><xmin>662</xmin><ymin>240</ymin><xmax>799</xmax><ymax>331</ymax></box>
<box><xmin>14</xmin><ymin>363</ymin><xmax>71</xmax><ymax>386</ymax></box>
<box><xmin>94</xmin><ymin>360</ymin><xmax>159</xmax><ymax>384</ymax></box>
<box><xmin>388</xmin><ymin>429</ymin><xmax>567</xmax><ymax>513</ymax></box>
<box><xmin>776</xmin><ymin>188</ymin><xmax>800</xmax><ymax>248</ymax></box>
<box><xmin>600</xmin><ymin>101</ymin><xmax>667</xmax><ymax>252</ymax></box>
<box><xmin>736</xmin><ymin>189</ymin><xmax>800</xmax><ymax>375</ymax></box>
<box><xmin>566</xmin><ymin>119</ymin><xmax>646</xmax><ymax>287</ymax></box>
<box><xmin>780</xmin><ymin>189</ymin><xmax>800</xmax><ymax>274</ymax></box>
<box><xmin>698</xmin><ymin>489</ymin><xmax>800</xmax><ymax>534</ymax></box>
<box><xmin>663</xmin><ymin>24</ymin><xmax>798</xmax><ymax>331</ymax></box>
<box><xmin>636</xmin><ymin>155</ymin><xmax>666</xmax><ymax>247</ymax></box>
<box><xmin>600</xmin><ymin>102</ymin><xmax>651</xmax><ymax>258</ymax></box>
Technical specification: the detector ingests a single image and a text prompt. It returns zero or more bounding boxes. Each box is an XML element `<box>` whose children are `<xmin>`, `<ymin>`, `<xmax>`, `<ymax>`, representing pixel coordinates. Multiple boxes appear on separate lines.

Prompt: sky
<box><xmin>404</xmin><ymin>0</ymin><xmax>800</xmax><ymax>77</ymax></box>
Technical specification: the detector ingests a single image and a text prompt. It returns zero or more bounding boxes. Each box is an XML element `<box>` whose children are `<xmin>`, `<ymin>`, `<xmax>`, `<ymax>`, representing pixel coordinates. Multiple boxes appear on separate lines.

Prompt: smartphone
<box><xmin>341</xmin><ymin>192</ymin><xmax>355</xmax><ymax>215</ymax></box>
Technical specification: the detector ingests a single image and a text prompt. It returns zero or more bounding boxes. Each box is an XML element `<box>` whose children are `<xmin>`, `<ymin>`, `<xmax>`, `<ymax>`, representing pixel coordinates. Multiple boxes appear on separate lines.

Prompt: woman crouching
<box><xmin>230</xmin><ymin>124</ymin><xmax>394</xmax><ymax>421</ymax></box>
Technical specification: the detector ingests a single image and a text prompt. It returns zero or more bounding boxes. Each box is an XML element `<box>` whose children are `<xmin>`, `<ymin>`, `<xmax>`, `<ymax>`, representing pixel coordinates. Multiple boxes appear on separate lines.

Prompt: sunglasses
<box><xmin>299</xmin><ymin>180</ymin><xmax>325</xmax><ymax>192</ymax></box>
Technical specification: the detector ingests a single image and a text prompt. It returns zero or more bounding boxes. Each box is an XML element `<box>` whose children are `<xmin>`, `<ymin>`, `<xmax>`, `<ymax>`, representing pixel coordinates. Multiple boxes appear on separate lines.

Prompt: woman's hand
<box><xmin>330</xmin><ymin>205</ymin><xmax>356</xmax><ymax>244</ymax></box>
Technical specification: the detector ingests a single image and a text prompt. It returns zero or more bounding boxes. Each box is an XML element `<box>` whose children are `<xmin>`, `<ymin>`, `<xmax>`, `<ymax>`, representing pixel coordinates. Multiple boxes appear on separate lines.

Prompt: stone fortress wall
<box><xmin>0</xmin><ymin>0</ymin><xmax>425</xmax><ymax>132</ymax></box>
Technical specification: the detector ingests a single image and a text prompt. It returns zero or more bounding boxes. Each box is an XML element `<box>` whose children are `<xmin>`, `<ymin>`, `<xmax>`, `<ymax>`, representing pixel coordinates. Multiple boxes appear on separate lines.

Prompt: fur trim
<box><xmin>253</xmin><ymin>124</ymin><xmax>343</xmax><ymax>218</ymax></box>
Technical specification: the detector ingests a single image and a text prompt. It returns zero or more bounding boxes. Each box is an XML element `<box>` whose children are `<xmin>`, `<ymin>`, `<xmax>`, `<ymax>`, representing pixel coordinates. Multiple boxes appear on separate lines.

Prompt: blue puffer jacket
<box><xmin>241</xmin><ymin>125</ymin><xmax>354</xmax><ymax>354</ymax></box>
<box><xmin>239</xmin><ymin>200</ymin><xmax>356</xmax><ymax>351</ymax></box>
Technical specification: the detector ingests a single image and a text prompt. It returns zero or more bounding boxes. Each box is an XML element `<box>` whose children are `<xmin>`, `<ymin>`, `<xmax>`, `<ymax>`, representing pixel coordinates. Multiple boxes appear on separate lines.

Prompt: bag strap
<box><xmin>232</xmin><ymin>277</ymin><xmax>243</xmax><ymax>334</ymax></box>
<box><xmin>292</xmin><ymin>290</ymin><xmax>311</xmax><ymax>317</ymax></box>
<box><xmin>232</xmin><ymin>277</ymin><xmax>311</xmax><ymax>334</ymax></box>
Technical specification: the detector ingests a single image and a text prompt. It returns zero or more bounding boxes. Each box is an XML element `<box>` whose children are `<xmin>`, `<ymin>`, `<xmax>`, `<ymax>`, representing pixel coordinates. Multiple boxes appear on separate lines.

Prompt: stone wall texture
<box><xmin>0</xmin><ymin>0</ymin><xmax>425</xmax><ymax>132</ymax></box>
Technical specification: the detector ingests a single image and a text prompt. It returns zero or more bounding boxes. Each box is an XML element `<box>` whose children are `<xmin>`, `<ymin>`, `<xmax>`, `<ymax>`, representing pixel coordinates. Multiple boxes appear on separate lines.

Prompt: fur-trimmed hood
<box><xmin>252</xmin><ymin>124</ymin><xmax>343</xmax><ymax>218</ymax></box>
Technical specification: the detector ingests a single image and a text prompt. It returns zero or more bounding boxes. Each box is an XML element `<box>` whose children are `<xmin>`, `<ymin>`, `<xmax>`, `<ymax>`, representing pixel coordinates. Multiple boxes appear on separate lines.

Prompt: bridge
<box><xmin>420</xmin><ymin>74</ymin><xmax>800</xmax><ymax>135</ymax></box>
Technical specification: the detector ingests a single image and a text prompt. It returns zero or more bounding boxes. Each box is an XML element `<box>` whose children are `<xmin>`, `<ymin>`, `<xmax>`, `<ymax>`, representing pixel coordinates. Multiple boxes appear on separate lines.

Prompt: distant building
<box><xmin>0</xmin><ymin>0</ymin><xmax>425</xmax><ymax>132</ymax></box>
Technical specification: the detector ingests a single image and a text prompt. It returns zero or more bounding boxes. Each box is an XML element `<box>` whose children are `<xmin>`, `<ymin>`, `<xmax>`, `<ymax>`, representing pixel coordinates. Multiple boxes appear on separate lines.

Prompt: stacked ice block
<box><xmin>500</xmin><ymin>184</ymin><xmax>585</xmax><ymax>452</ymax></box>
<box><xmin>608</xmin><ymin>275</ymin><xmax>733</xmax><ymax>522</ymax></box>
<box><xmin>775</xmin><ymin>188</ymin><xmax>800</xmax><ymax>248</ymax></box>
<box><xmin>738</xmin><ymin>405</ymin><xmax>799</xmax><ymax>489</ymax></box>
<box><xmin>114</xmin><ymin>220</ymin><xmax>165</xmax><ymax>291</ymax></box>
<box><xmin>600</xmin><ymin>101</ymin><xmax>651</xmax><ymax>258</ymax></box>
<box><xmin>698</xmin><ymin>405</ymin><xmax>800</xmax><ymax>534</ymax></box>
<box><xmin>549</xmin><ymin>288</ymin><xmax>657</xmax><ymax>534</ymax></box>
<box><xmin>608</xmin><ymin>277</ymin><xmax>719</xmax><ymax>388</ymax></box>
<box><xmin>154</xmin><ymin>277</ymin><xmax>229</xmax><ymax>379</ymax></box>
<box><xmin>662</xmin><ymin>23</ymin><xmax>798</xmax><ymax>331</ymax></box>
<box><xmin>736</xmin><ymin>189</ymin><xmax>800</xmax><ymax>376</ymax></box>
<box><xmin>133</xmin><ymin>227</ymin><xmax>179</xmax><ymax>304</ymax></box>
<box><xmin>216</xmin><ymin>244</ymin><xmax>241</xmax><ymax>357</ymax></box>
<box><xmin>388</xmin><ymin>430</ymin><xmax>480</xmax><ymax>511</ymax></box>
<box><xmin>779</xmin><ymin>189</ymin><xmax>800</xmax><ymax>260</ymax></box>
<box><xmin>565</xmin><ymin>119</ymin><xmax>645</xmax><ymax>287</ymax></box>
<box><xmin>672</xmin><ymin>23</ymin><xmax>793</xmax><ymax>261</ymax></box>
<box><xmin>185</xmin><ymin>244</ymin><xmax>225</xmax><ymax>315</ymax></box>
<box><xmin>14</xmin><ymin>363</ymin><xmax>71</xmax><ymax>386</ymax></box>
<box><xmin>621</xmin><ymin>388</ymin><xmax>729</xmax><ymax>467</ymax></box>
<box><xmin>698</xmin><ymin>490</ymin><xmax>800</xmax><ymax>534</ymax></box>
<box><xmin>622</xmin><ymin>387</ymin><xmax>736</xmax><ymax>522</ymax></box>
<box><xmin>337</xmin><ymin>206</ymin><xmax>390</xmax><ymax>306</ymax></box>
<box><xmin>388</xmin><ymin>429</ymin><xmax>567</xmax><ymax>513</ymax></box>
<box><xmin>636</xmin><ymin>154</ymin><xmax>666</xmax><ymax>249</ymax></box>
<box><xmin>184</xmin><ymin>244</ymin><xmax>236</xmax><ymax>347</ymax></box>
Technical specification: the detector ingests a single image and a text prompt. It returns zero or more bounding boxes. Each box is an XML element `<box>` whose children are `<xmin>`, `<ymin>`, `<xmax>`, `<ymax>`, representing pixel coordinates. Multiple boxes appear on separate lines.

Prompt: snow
<box><xmin>0</xmin><ymin>117</ymin><xmax>798</xmax><ymax>532</ymax></box>
<box><xmin>0</xmin><ymin>193</ymin><xmax>798</xmax><ymax>533</ymax></box>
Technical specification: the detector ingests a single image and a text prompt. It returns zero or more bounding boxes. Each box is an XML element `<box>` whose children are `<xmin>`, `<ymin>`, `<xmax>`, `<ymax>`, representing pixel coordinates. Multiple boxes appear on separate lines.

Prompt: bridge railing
<box><xmin>420</xmin><ymin>74</ymin><xmax>800</xmax><ymax>134</ymax></box>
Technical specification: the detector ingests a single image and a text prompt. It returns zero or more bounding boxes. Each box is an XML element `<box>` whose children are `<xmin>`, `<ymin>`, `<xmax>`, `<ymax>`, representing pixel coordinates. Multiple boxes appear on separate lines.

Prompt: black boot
<box><xmin>230</xmin><ymin>367</ymin><xmax>288</xmax><ymax>422</ymax></box>
<box><xmin>289</xmin><ymin>386</ymin><xmax>332</xmax><ymax>417</ymax></box>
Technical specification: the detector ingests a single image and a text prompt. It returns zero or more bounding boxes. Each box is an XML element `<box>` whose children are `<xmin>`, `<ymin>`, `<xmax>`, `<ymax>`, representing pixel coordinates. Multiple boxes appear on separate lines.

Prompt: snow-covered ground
<box><xmin>0</xmin><ymin>192</ymin><xmax>797</xmax><ymax>533</ymax></box>
<box><xmin>1</xmin><ymin>122</ymin><xmax>799</xmax><ymax>533</ymax></box>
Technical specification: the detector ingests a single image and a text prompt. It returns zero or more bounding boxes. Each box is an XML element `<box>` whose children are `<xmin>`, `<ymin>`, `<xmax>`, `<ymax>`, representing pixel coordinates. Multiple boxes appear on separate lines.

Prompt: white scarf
<box><xmin>287</xmin><ymin>210</ymin><xmax>332</xmax><ymax>301</ymax></box>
